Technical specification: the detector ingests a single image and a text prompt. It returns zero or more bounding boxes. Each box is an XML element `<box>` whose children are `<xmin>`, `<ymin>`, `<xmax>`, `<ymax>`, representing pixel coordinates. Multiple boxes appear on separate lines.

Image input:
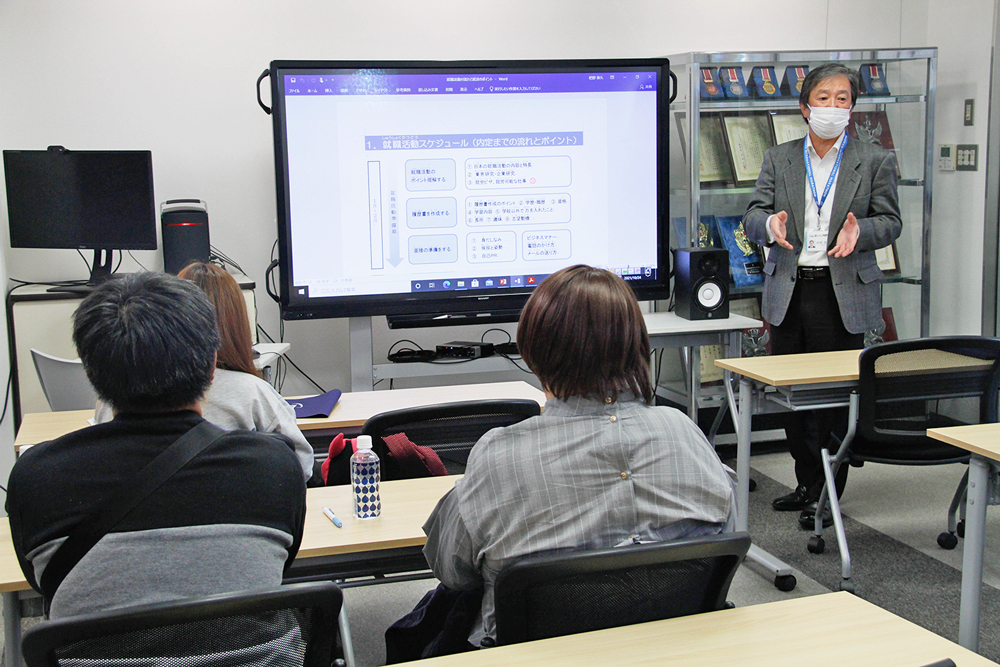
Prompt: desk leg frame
<box><xmin>338</xmin><ymin>604</ymin><xmax>356</xmax><ymax>667</ymax></box>
<box><xmin>732</xmin><ymin>377</ymin><xmax>797</xmax><ymax>590</ymax></box>
<box><xmin>3</xmin><ymin>592</ymin><xmax>21</xmax><ymax>667</ymax></box>
<box><xmin>959</xmin><ymin>455</ymin><xmax>994</xmax><ymax>651</ymax></box>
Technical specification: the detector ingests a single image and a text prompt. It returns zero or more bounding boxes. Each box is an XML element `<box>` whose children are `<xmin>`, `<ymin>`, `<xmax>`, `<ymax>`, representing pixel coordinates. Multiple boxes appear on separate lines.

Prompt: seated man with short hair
<box><xmin>422</xmin><ymin>265</ymin><xmax>736</xmax><ymax>647</ymax></box>
<box><xmin>6</xmin><ymin>272</ymin><xmax>306</xmax><ymax>618</ymax></box>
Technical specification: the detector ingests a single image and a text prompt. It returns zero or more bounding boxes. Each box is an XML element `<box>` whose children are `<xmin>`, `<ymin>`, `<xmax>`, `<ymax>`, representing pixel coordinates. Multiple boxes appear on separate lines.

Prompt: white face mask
<box><xmin>807</xmin><ymin>105</ymin><xmax>851</xmax><ymax>140</ymax></box>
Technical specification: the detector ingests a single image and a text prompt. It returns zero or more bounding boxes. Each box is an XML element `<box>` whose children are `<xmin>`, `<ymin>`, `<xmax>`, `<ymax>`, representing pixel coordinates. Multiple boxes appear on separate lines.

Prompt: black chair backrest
<box><xmin>857</xmin><ymin>337</ymin><xmax>1000</xmax><ymax>453</ymax></box>
<box><xmin>21</xmin><ymin>582</ymin><xmax>343</xmax><ymax>667</ymax></box>
<box><xmin>493</xmin><ymin>532</ymin><xmax>751</xmax><ymax>646</ymax></box>
<box><xmin>361</xmin><ymin>399</ymin><xmax>541</xmax><ymax>476</ymax></box>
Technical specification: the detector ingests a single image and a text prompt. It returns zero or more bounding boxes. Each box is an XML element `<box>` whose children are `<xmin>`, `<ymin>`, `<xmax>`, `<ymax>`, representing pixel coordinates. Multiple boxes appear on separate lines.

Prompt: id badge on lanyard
<box><xmin>804</xmin><ymin>136</ymin><xmax>847</xmax><ymax>251</ymax></box>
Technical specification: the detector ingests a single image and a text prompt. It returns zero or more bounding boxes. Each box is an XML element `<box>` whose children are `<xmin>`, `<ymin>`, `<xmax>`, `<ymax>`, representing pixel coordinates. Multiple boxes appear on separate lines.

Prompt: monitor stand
<box><xmin>46</xmin><ymin>248</ymin><xmax>117</xmax><ymax>295</ymax></box>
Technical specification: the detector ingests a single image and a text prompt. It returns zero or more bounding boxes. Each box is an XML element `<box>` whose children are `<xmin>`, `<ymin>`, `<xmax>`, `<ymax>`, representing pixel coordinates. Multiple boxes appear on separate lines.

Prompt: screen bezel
<box><xmin>270</xmin><ymin>58</ymin><xmax>671</xmax><ymax>321</ymax></box>
<box><xmin>3</xmin><ymin>149</ymin><xmax>157</xmax><ymax>252</ymax></box>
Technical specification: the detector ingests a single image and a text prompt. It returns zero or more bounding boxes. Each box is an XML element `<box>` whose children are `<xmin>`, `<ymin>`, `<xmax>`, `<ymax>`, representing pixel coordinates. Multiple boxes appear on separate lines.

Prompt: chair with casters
<box><xmin>21</xmin><ymin>581</ymin><xmax>345</xmax><ymax>667</ymax></box>
<box><xmin>360</xmin><ymin>399</ymin><xmax>541</xmax><ymax>476</ymax></box>
<box><xmin>492</xmin><ymin>532</ymin><xmax>751</xmax><ymax>646</ymax></box>
<box><xmin>30</xmin><ymin>349</ymin><xmax>99</xmax><ymax>412</ymax></box>
<box><xmin>808</xmin><ymin>336</ymin><xmax>1000</xmax><ymax>592</ymax></box>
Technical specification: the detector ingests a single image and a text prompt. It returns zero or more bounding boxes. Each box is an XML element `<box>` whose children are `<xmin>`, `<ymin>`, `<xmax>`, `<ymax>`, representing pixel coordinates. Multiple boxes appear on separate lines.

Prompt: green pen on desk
<box><xmin>322</xmin><ymin>506</ymin><xmax>343</xmax><ymax>528</ymax></box>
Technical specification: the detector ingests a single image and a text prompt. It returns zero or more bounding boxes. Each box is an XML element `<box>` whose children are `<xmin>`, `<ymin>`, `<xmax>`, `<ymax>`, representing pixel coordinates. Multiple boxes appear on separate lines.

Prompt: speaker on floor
<box><xmin>161</xmin><ymin>199</ymin><xmax>210</xmax><ymax>274</ymax></box>
<box><xmin>674</xmin><ymin>247</ymin><xmax>730</xmax><ymax>320</ymax></box>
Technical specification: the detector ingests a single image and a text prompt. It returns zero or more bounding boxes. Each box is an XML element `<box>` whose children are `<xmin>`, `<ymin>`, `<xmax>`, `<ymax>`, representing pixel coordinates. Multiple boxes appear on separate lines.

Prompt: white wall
<box><xmin>0</xmin><ymin>0</ymin><xmax>991</xmax><ymax>406</ymax></box>
<box><xmin>923</xmin><ymin>0</ymin><xmax>995</xmax><ymax>335</ymax></box>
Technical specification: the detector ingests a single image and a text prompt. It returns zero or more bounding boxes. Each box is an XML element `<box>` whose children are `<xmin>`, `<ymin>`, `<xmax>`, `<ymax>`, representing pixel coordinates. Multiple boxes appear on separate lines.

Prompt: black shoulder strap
<box><xmin>40</xmin><ymin>420</ymin><xmax>227</xmax><ymax>599</ymax></box>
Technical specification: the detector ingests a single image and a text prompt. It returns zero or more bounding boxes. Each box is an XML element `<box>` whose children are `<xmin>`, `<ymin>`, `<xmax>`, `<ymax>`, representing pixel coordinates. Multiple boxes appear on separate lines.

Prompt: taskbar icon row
<box><xmin>411</xmin><ymin>274</ymin><xmax>550</xmax><ymax>292</ymax></box>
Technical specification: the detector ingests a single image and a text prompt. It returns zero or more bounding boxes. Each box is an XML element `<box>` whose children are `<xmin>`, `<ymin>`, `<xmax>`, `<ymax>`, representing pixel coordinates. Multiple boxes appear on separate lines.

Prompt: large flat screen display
<box><xmin>270</xmin><ymin>59</ymin><xmax>670</xmax><ymax>322</ymax></box>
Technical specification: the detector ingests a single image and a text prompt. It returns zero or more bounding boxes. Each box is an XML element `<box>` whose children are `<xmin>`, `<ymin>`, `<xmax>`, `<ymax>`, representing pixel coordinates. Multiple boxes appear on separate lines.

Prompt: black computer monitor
<box><xmin>3</xmin><ymin>146</ymin><xmax>157</xmax><ymax>289</ymax></box>
<box><xmin>269</xmin><ymin>58</ymin><xmax>670</xmax><ymax>325</ymax></box>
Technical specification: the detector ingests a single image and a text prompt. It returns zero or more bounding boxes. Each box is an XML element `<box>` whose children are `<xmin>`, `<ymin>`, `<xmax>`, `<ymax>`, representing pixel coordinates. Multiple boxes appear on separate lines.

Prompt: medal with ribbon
<box><xmin>727</xmin><ymin>68</ymin><xmax>744</xmax><ymax>96</ymax></box>
<box><xmin>702</xmin><ymin>68</ymin><xmax>719</xmax><ymax>96</ymax></box>
<box><xmin>761</xmin><ymin>68</ymin><xmax>776</xmax><ymax>95</ymax></box>
<box><xmin>869</xmin><ymin>64</ymin><xmax>884</xmax><ymax>92</ymax></box>
<box><xmin>795</xmin><ymin>67</ymin><xmax>807</xmax><ymax>92</ymax></box>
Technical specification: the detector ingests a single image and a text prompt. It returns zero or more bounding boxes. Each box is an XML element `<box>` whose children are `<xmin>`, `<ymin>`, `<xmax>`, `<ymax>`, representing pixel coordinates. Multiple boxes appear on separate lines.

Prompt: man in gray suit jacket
<box><xmin>743</xmin><ymin>63</ymin><xmax>901</xmax><ymax>529</ymax></box>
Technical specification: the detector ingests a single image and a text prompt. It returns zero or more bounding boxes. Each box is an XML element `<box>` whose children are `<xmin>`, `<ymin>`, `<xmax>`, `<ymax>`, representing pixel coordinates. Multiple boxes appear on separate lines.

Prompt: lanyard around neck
<box><xmin>804</xmin><ymin>134</ymin><xmax>847</xmax><ymax>214</ymax></box>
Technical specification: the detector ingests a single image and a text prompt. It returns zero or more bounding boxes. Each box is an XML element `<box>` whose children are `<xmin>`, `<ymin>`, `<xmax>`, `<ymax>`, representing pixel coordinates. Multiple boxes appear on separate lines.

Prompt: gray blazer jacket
<box><xmin>743</xmin><ymin>136</ymin><xmax>901</xmax><ymax>334</ymax></box>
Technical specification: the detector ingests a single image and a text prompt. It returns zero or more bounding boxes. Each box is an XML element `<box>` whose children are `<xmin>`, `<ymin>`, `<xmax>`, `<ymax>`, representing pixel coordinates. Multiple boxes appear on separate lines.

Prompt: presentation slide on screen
<box><xmin>282</xmin><ymin>70</ymin><xmax>659</xmax><ymax>298</ymax></box>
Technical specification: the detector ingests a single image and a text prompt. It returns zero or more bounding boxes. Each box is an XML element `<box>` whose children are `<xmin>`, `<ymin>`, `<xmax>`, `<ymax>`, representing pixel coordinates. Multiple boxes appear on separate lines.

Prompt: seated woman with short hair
<box><xmin>421</xmin><ymin>264</ymin><xmax>736</xmax><ymax>648</ymax></box>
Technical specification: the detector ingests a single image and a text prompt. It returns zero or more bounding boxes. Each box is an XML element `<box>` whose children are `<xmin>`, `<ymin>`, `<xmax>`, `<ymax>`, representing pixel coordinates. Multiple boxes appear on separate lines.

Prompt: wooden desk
<box><xmin>709</xmin><ymin>350</ymin><xmax>863</xmax><ymax>593</ymax></box>
<box><xmin>928</xmin><ymin>423</ymin><xmax>1000</xmax><ymax>651</ymax></box>
<box><xmin>14</xmin><ymin>380</ymin><xmax>546</xmax><ymax>450</ymax></box>
<box><xmin>716</xmin><ymin>349</ymin><xmax>861</xmax><ymax>387</ymax></box>
<box><xmin>0</xmin><ymin>474</ymin><xmax>459</xmax><ymax>667</ymax></box>
<box><xmin>717</xmin><ymin>348</ymin><xmax>993</xmax><ymax>595</ymax></box>
<box><xmin>400</xmin><ymin>592</ymin><xmax>995</xmax><ymax>667</ymax></box>
<box><xmin>297</xmin><ymin>380</ymin><xmax>544</xmax><ymax>432</ymax></box>
<box><xmin>300</xmin><ymin>475</ymin><xmax>457</xmax><ymax>558</ymax></box>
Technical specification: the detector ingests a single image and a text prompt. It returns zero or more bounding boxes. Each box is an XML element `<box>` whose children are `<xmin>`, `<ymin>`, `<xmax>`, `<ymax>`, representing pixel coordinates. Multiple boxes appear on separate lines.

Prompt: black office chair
<box><xmin>21</xmin><ymin>582</ymin><xmax>344</xmax><ymax>667</ymax></box>
<box><xmin>808</xmin><ymin>336</ymin><xmax>1000</xmax><ymax>590</ymax></box>
<box><xmin>360</xmin><ymin>399</ymin><xmax>541</xmax><ymax>476</ymax></box>
<box><xmin>492</xmin><ymin>532</ymin><xmax>751</xmax><ymax>645</ymax></box>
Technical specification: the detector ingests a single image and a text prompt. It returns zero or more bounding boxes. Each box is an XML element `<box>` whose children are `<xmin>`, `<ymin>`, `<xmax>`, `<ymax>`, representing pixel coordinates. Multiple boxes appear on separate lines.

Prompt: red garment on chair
<box><xmin>321</xmin><ymin>431</ymin><xmax>447</xmax><ymax>484</ymax></box>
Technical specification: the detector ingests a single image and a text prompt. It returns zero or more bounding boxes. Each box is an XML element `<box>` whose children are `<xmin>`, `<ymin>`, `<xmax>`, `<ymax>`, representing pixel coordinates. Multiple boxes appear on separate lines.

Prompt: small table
<box><xmin>253</xmin><ymin>342</ymin><xmax>290</xmax><ymax>384</ymax></box>
<box><xmin>396</xmin><ymin>591</ymin><xmax>996</xmax><ymax>667</ymax></box>
<box><xmin>354</xmin><ymin>312</ymin><xmax>761</xmax><ymax>423</ymax></box>
<box><xmin>715</xmin><ymin>349</ymin><xmax>861</xmax><ymax>591</ymax></box>
<box><xmin>927</xmin><ymin>423</ymin><xmax>1000</xmax><ymax>651</ymax></box>
<box><xmin>643</xmin><ymin>311</ymin><xmax>762</xmax><ymax>420</ymax></box>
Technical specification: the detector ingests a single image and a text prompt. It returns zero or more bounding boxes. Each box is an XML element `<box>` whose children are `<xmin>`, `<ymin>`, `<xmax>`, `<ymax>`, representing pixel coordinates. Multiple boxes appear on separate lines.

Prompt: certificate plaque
<box><xmin>875</xmin><ymin>242</ymin><xmax>900</xmax><ymax>275</ymax></box>
<box><xmin>699</xmin><ymin>114</ymin><xmax>734</xmax><ymax>186</ymax></box>
<box><xmin>721</xmin><ymin>112</ymin><xmax>775</xmax><ymax>186</ymax></box>
<box><xmin>770</xmin><ymin>111</ymin><xmax>809</xmax><ymax>145</ymax></box>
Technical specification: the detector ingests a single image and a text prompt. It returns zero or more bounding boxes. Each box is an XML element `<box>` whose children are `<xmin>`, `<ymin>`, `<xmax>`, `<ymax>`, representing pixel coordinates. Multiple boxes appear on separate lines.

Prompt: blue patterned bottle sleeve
<box><xmin>351</xmin><ymin>435</ymin><xmax>381</xmax><ymax>519</ymax></box>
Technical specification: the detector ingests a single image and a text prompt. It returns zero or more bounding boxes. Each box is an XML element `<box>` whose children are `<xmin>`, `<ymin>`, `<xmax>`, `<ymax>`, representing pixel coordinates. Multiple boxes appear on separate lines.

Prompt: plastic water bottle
<box><xmin>351</xmin><ymin>435</ymin><xmax>381</xmax><ymax>519</ymax></box>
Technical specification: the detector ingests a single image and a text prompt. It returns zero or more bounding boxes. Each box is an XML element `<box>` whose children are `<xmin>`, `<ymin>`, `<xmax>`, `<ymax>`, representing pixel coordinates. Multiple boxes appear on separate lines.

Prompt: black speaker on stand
<box><xmin>161</xmin><ymin>199</ymin><xmax>210</xmax><ymax>274</ymax></box>
<box><xmin>674</xmin><ymin>247</ymin><xmax>730</xmax><ymax>320</ymax></box>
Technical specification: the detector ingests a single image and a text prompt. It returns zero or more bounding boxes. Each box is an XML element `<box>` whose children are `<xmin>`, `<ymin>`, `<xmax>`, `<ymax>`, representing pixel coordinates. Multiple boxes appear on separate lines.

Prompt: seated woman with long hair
<box><xmin>95</xmin><ymin>263</ymin><xmax>315</xmax><ymax>483</ymax></box>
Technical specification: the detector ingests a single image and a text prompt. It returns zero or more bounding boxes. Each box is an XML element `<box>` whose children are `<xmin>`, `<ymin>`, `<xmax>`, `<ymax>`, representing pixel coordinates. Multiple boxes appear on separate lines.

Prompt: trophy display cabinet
<box><xmin>668</xmin><ymin>48</ymin><xmax>935</xmax><ymax>337</ymax></box>
<box><xmin>660</xmin><ymin>48</ymin><xmax>936</xmax><ymax>413</ymax></box>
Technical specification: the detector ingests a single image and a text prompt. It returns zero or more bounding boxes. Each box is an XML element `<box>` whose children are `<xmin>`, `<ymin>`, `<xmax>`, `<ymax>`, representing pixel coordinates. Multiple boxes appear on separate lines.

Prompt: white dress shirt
<box><xmin>767</xmin><ymin>131</ymin><xmax>848</xmax><ymax>267</ymax></box>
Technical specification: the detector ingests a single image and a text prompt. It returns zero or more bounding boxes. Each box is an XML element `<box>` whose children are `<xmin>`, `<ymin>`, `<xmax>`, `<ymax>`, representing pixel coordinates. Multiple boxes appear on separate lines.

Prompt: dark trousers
<box><xmin>769</xmin><ymin>273</ymin><xmax>864</xmax><ymax>499</ymax></box>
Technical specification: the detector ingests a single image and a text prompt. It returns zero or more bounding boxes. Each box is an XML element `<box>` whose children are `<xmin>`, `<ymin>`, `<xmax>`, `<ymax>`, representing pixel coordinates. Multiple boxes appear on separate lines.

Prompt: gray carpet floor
<box><xmin>743</xmin><ymin>464</ymin><xmax>1000</xmax><ymax>661</ymax></box>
